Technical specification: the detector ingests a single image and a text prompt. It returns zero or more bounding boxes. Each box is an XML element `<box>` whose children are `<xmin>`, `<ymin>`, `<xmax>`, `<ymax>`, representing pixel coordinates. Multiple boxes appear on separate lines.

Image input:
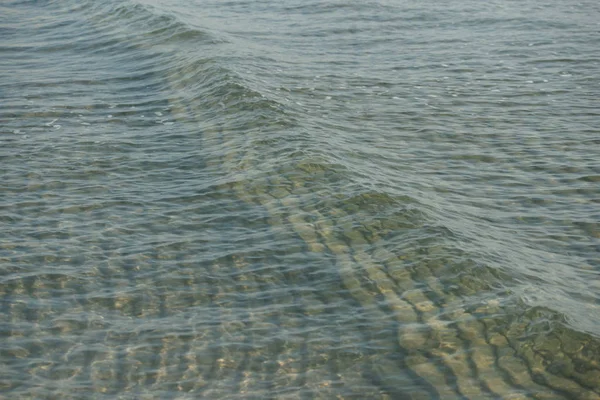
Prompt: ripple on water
<box><xmin>2</xmin><ymin>0</ymin><xmax>600</xmax><ymax>398</ymax></box>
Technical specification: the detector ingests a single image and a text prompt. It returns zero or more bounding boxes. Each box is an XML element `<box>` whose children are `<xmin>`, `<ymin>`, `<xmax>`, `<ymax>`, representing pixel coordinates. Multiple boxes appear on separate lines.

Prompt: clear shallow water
<box><xmin>1</xmin><ymin>0</ymin><xmax>599</xmax><ymax>398</ymax></box>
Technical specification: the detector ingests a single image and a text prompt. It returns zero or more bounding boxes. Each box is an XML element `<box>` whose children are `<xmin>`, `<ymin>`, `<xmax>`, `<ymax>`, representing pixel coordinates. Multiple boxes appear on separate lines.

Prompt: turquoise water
<box><xmin>1</xmin><ymin>0</ymin><xmax>599</xmax><ymax>398</ymax></box>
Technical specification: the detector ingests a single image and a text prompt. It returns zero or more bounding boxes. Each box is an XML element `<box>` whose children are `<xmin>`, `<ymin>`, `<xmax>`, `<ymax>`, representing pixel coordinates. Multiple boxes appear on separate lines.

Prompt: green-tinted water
<box><xmin>2</xmin><ymin>0</ymin><xmax>599</xmax><ymax>398</ymax></box>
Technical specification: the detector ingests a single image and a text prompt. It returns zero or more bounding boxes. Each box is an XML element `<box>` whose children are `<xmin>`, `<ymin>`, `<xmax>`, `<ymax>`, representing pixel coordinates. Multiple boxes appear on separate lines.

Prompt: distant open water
<box><xmin>2</xmin><ymin>0</ymin><xmax>600</xmax><ymax>398</ymax></box>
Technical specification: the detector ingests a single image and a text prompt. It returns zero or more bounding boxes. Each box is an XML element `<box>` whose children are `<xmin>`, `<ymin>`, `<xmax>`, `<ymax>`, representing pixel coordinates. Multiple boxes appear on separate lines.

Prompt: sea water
<box><xmin>2</xmin><ymin>0</ymin><xmax>599</xmax><ymax>398</ymax></box>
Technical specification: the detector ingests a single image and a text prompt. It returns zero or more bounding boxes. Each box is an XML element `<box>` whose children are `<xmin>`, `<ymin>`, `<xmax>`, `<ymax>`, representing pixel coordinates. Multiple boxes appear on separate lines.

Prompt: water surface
<box><xmin>2</xmin><ymin>0</ymin><xmax>600</xmax><ymax>398</ymax></box>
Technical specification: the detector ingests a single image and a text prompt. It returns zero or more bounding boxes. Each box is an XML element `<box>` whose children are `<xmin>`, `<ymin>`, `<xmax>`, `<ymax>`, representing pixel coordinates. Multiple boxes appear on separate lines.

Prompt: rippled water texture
<box><xmin>2</xmin><ymin>0</ymin><xmax>600</xmax><ymax>398</ymax></box>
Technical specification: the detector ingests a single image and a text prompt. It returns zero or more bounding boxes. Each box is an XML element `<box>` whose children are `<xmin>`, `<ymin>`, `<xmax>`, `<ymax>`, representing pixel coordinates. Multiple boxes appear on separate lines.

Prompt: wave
<box><xmin>2</xmin><ymin>0</ymin><xmax>600</xmax><ymax>398</ymax></box>
<box><xmin>49</xmin><ymin>0</ymin><xmax>600</xmax><ymax>339</ymax></box>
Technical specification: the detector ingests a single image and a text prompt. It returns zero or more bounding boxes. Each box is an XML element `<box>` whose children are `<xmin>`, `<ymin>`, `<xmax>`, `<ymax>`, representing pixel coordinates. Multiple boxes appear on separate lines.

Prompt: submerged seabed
<box><xmin>2</xmin><ymin>0</ymin><xmax>600</xmax><ymax>399</ymax></box>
